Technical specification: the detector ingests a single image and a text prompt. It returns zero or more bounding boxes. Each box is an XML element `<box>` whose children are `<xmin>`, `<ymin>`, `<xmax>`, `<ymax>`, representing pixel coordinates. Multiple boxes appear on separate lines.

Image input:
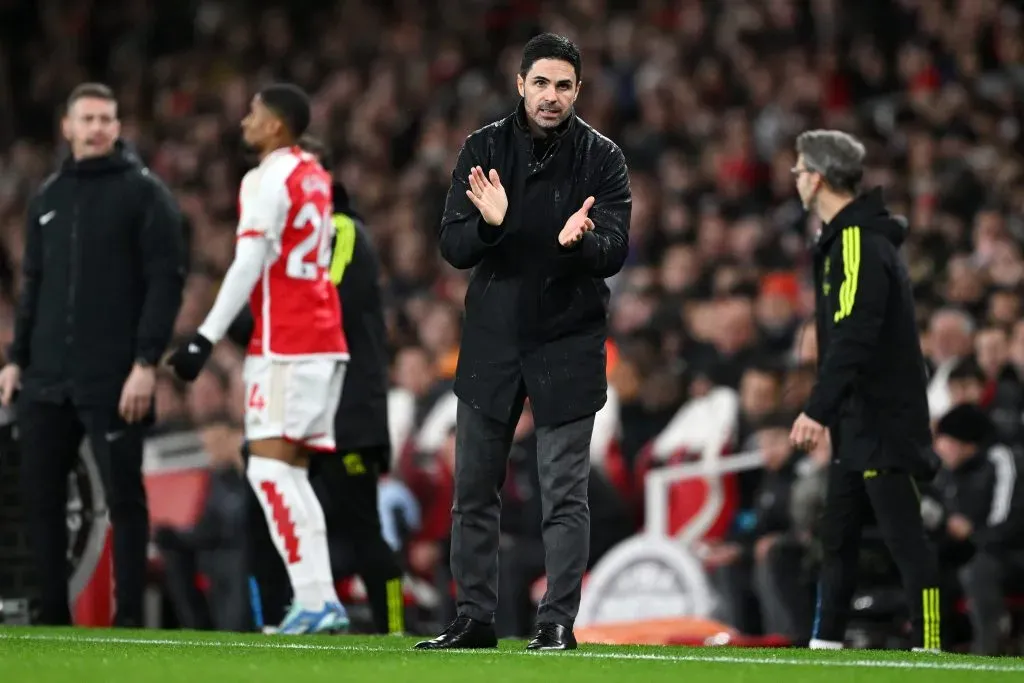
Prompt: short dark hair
<box><xmin>298</xmin><ymin>134</ymin><xmax>332</xmax><ymax>167</ymax></box>
<box><xmin>258</xmin><ymin>83</ymin><xmax>311</xmax><ymax>140</ymax></box>
<box><xmin>66</xmin><ymin>82</ymin><xmax>116</xmax><ymax>113</ymax></box>
<box><xmin>519</xmin><ymin>33</ymin><xmax>582</xmax><ymax>82</ymax></box>
<box><xmin>949</xmin><ymin>356</ymin><xmax>985</xmax><ymax>383</ymax></box>
<box><xmin>795</xmin><ymin>129</ymin><xmax>866</xmax><ymax>195</ymax></box>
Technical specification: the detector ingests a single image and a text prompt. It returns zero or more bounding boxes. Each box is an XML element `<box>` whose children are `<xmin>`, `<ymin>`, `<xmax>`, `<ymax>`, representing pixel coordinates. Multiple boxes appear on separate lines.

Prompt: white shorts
<box><xmin>242</xmin><ymin>356</ymin><xmax>346</xmax><ymax>452</ymax></box>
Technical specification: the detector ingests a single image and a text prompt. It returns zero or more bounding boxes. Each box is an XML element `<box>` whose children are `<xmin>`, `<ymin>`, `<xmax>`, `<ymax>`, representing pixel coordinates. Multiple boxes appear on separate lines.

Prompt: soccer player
<box><xmin>167</xmin><ymin>83</ymin><xmax>349</xmax><ymax>635</ymax></box>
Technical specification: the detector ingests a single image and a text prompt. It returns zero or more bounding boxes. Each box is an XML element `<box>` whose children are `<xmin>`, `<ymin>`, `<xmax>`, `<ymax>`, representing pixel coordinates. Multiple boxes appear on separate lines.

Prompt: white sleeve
<box><xmin>987</xmin><ymin>445</ymin><xmax>1018</xmax><ymax>526</ymax></box>
<box><xmin>197</xmin><ymin>237</ymin><xmax>270</xmax><ymax>344</ymax></box>
<box><xmin>237</xmin><ymin>160</ymin><xmax>294</xmax><ymax>242</ymax></box>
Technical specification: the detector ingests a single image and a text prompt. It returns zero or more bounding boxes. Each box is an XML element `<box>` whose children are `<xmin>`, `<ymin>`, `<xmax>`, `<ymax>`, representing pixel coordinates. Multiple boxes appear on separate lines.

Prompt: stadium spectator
<box><xmin>924</xmin><ymin>404</ymin><xmax>1024</xmax><ymax>655</ymax></box>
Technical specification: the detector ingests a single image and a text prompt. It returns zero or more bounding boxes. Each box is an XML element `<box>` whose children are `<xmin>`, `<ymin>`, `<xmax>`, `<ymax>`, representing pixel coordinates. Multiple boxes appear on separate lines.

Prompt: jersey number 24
<box><xmin>287</xmin><ymin>202</ymin><xmax>333</xmax><ymax>281</ymax></box>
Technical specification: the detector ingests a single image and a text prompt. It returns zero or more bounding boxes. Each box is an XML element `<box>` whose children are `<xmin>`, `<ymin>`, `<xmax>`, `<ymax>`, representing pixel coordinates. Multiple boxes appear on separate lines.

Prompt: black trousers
<box><xmin>451</xmin><ymin>398</ymin><xmax>594</xmax><ymax>629</ymax></box>
<box><xmin>250</xmin><ymin>446</ymin><xmax>404</xmax><ymax>634</ymax></box>
<box><xmin>813</xmin><ymin>462</ymin><xmax>941</xmax><ymax>649</ymax></box>
<box><xmin>311</xmin><ymin>446</ymin><xmax>404</xmax><ymax>634</ymax></box>
<box><xmin>18</xmin><ymin>398</ymin><xmax>148</xmax><ymax>626</ymax></box>
<box><xmin>958</xmin><ymin>550</ymin><xmax>1024</xmax><ymax>654</ymax></box>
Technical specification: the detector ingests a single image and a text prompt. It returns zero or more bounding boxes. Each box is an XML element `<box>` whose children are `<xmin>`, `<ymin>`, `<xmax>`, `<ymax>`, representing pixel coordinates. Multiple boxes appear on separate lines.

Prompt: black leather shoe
<box><xmin>526</xmin><ymin>623</ymin><xmax>577</xmax><ymax>651</ymax></box>
<box><xmin>414</xmin><ymin>616</ymin><xmax>498</xmax><ymax>650</ymax></box>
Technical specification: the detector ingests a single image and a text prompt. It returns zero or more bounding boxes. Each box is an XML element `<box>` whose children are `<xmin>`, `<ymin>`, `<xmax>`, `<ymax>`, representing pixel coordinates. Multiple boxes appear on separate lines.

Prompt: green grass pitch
<box><xmin>1</xmin><ymin>627</ymin><xmax>1023</xmax><ymax>682</ymax></box>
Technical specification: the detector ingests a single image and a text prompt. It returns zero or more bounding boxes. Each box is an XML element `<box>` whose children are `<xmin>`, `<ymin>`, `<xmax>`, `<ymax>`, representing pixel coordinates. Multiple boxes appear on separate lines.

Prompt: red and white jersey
<box><xmin>237</xmin><ymin>146</ymin><xmax>348</xmax><ymax>359</ymax></box>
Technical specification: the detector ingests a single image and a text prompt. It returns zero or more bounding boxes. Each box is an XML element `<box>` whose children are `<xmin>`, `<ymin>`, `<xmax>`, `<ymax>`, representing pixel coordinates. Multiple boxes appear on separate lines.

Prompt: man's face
<box><xmin>516</xmin><ymin>58</ymin><xmax>580</xmax><ymax>133</ymax></box>
<box><xmin>934</xmin><ymin>434</ymin><xmax>974</xmax><ymax>470</ymax></box>
<box><xmin>975</xmin><ymin>328</ymin><xmax>1008</xmax><ymax>379</ymax></box>
<box><xmin>241</xmin><ymin>95</ymin><xmax>280</xmax><ymax>151</ymax></box>
<box><xmin>792</xmin><ymin>153</ymin><xmax>821</xmax><ymax>210</ymax></box>
<box><xmin>62</xmin><ymin>97</ymin><xmax>119</xmax><ymax>159</ymax></box>
<box><xmin>740</xmin><ymin>370</ymin><xmax>779</xmax><ymax>420</ymax></box>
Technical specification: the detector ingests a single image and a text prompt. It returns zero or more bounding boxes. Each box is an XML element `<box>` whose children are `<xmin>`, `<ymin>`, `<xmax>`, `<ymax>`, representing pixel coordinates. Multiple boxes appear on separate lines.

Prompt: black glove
<box><xmin>167</xmin><ymin>333</ymin><xmax>213</xmax><ymax>381</ymax></box>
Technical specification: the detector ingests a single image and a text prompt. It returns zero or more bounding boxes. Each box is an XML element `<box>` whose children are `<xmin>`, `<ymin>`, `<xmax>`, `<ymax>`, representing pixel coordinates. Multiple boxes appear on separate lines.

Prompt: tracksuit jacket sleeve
<box><xmin>135</xmin><ymin>177</ymin><xmax>187</xmax><ymax>365</ymax></box>
<box><xmin>804</xmin><ymin>228</ymin><xmax>888</xmax><ymax>426</ymax></box>
<box><xmin>562</xmin><ymin>145</ymin><xmax>631</xmax><ymax>278</ymax></box>
<box><xmin>437</xmin><ymin>138</ymin><xmax>504</xmax><ymax>270</ymax></box>
<box><xmin>9</xmin><ymin>197</ymin><xmax>42</xmax><ymax>367</ymax></box>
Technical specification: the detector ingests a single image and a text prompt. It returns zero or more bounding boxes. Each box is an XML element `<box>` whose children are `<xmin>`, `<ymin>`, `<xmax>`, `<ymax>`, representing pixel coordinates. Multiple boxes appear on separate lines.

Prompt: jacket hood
<box><xmin>59</xmin><ymin>138</ymin><xmax>142</xmax><ymax>175</ymax></box>
<box><xmin>819</xmin><ymin>187</ymin><xmax>909</xmax><ymax>250</ymax></box>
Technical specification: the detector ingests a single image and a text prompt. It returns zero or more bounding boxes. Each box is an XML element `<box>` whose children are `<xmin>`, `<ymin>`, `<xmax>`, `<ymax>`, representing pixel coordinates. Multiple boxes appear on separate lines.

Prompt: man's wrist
<box><xmin>133</xmin><ymin>358</ymin><xmax>156</xmax><ymax>374</ymax></box>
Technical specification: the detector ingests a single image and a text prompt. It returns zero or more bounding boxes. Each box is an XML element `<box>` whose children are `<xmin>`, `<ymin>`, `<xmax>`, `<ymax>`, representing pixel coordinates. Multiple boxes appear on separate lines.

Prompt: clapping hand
<box><xmin>466</xmin><ymin>166</ymin><xmax>508</xmax><ymax>226</ymax></box>
<box><xmin>558</xmin><ymin>196</ymin><xmax>595</xmax><ymax>247</ymax></box>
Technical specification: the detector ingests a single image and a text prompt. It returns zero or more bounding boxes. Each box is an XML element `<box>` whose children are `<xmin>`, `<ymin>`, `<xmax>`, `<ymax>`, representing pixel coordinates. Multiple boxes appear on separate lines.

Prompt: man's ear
<box><xmin>517</xmin><ymin>74</ymin><xmax>525</xmax><ymax>98</ymax></box>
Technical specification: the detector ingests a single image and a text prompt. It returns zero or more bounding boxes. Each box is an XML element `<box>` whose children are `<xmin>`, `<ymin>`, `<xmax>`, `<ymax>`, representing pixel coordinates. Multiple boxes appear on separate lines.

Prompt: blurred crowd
<box><xmin>1</xmin><ymin>0</ymin><xmax>1024</xmax><ymax>646</ymax></box>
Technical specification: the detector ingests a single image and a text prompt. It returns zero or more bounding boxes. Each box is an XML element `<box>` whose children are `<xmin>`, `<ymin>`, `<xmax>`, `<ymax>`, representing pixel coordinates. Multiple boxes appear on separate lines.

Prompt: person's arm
<box><xmin>9</xmin><ymin>196</ymin><xmax>43</xmax><ymax>368</ymax></box>
<box><xmin>167</xmin><ymin>168</ymin><xmax>286</xmax><ymax>381</ymax></box>
<box><xmin>804</xmin><ymin>229</ymin><xmax>889</xmax><ymax>426</ymax></box>
<box><xmin>135</xmin><ymin>173</ymin><xmax>187</xmax><ymax>366</ymax></box>
<box><xmin>437</xmin><ymin>137</ymin><xmax>504</xmax><ymax>269</ymax></box>
<box><xmin>560</xmin><ymin>145</ymin><xmax>631</xmax><ymax>278</ymax></box>
<box><xmin>197</xmin><ymin>238</ymin><xmax>270</xmax><ymax>343</ymax></box>
<box><xmin>197</xmin><ymin>169</ymin><xmax>288</xmax><ymax>344</ymax></box>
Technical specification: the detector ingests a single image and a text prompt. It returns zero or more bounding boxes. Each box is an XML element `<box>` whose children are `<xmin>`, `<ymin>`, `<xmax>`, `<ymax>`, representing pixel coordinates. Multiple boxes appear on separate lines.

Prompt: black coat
<box><xmin>925</xmin><ymin>442</ymin><xmax>1024</xmax><ymax>562</ymax></box>
<box><xmin>439</xmin><ymin>101</ymin><xmax>631</xmax><ymax>427</ymax></box>
<box><xmin>11</xmin><ymin>140</ymin><xmax>185</xmax><ymax>407</ymax></box>
<box><xmin>228</xmin><ymin>183</ymin><xmax>390</xmax><ymax>456</ymax></box>
<box><xmin>806</xmin><ymin>188</ymin><xmax>936</xmax><ymax>478</ymax></box>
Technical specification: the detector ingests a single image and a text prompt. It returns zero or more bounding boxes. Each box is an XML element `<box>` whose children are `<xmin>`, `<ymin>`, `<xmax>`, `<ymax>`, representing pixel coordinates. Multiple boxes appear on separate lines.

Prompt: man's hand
<box><xmin>558</xmin><ymin>196</ymin><xmax>596</xmax><ymax>247</ymax></box>
<box><xmin>947</xmin><ymin>513</ymin><xmax>974</xmax><ymax>540</ymax></box>
<box><xmin>119</xmin><ymin>363</ymin><xmax>156</xmax><ymax>423</ymax></box>
<box><xmin>465</xmin><ymin>166</ymin><xmax>508</xmax><ymax>226</ymax></box>
<box><xmin>165</xmin><ymin>333</ymin><xmax>214</xmax><ymax>382</ymax></box>
<box><xmin>0</xmin><ymin>364</ymin><xmax>20</xmax><ymax>407</ymax></box>
<box><xmin>790</xmin><ymin>412</ymin><xmax>825</xmax><ymax>452</ymax></box>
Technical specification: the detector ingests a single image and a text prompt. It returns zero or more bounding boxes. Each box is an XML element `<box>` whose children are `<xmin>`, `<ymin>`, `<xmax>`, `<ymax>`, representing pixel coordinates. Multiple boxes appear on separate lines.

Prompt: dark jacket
<box><xmin>11</xmin><ymin>140</ymin><xmax>185</xmax><ymax>407</ymax></box>
<box><xmin>805</xmin><ymin>188</ymin><xmax>936</xmax><ymax>478</ymax></box>
<box><xmin>228</xmin><ymin>183</ymin><xmax>390</xmax><ymax>456</ymax></box>
<box><xmin>729</xmin><ymin>457</ymin><xmax>799</xmax><ymax>559</ymax></box>
<box><xmin>439</xmin><ymin>101</ymin><xmax>631</xmax><ymax>427</ymax></box>
<box><xmin>924</xmin><ymin>442</ymin><xmax>1024</xmax><ymax>563</ymax></box>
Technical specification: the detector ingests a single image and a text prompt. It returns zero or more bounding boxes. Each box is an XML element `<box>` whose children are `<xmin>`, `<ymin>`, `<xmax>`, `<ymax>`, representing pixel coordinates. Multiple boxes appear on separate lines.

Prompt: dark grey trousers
<box><xmin>959</xmin><ymin>551</ymin><xmax>1024</xmax><ymax>655</ymax></box>
<box><xmin>450</xmin><ymin>399</ymin><xmax>593</xmax><ymax>629</ymax></box>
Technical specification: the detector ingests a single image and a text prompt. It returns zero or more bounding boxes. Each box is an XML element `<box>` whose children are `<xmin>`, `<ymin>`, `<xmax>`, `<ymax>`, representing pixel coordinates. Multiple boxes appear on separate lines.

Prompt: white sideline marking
<box><xmin>1</xmin><ymin>632</ymin><xmax>1023</xmax><ymax>673</ymax></box>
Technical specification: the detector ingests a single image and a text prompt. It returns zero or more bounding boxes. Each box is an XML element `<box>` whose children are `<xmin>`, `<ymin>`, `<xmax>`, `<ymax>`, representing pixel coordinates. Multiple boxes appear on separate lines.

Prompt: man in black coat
<box><xmin>415</xmin><ymin>33</ymin><xmax>631</xmax><ymax>652</ymax></box>
<box><xmin>0</xmin><ymin>83</ymin><xmax>186</xmax><ymax>626</ymax></box>
<box><xmin>788</xmin><ymin>129</ymin><xmax>941</xmax><ymax>651</ymax></box>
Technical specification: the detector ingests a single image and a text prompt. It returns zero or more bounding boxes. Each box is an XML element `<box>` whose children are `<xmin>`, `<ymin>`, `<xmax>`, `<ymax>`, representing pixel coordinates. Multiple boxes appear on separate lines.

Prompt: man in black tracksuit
<box><xmin>231</xmin><ymin>137</ymin><xmax>404</xmax><ymax>634</ymax></box>
<box><xmin>788</xmin><ymin>130</ymin><xmax>942</xmax><ymax>650</ymax></box>
<box><xmin>0</xmin><ymin>83</ymin><xmax>186</xmax><ymax>626</ymax></box>
<box><xmin>924</xmin><ymin>404</ymin><xmax>1024</xmax><ymax>654</ymax></box>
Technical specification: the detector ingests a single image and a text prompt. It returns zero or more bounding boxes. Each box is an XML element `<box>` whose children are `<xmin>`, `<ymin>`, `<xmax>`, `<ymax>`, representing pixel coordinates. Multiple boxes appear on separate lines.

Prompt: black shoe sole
<box><xmin>414</xmin><ymin>642</ymin><xmax>498</xmax><ymax>650</ymax></box>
